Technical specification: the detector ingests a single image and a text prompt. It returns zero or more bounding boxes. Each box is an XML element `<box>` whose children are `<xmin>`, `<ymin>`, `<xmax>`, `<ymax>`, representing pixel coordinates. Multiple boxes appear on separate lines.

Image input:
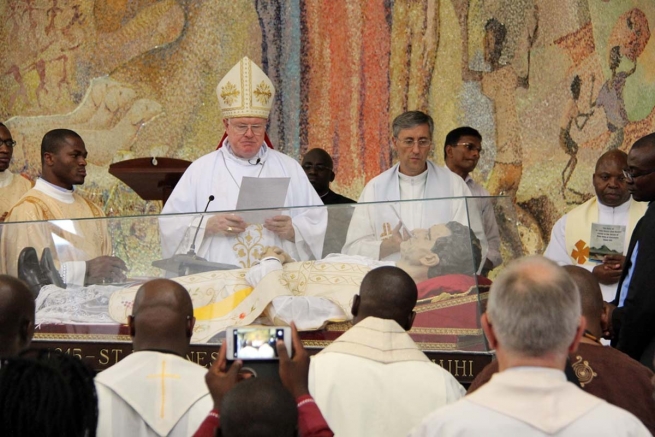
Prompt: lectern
<box><xmin>108</xmin><ymin>157</ymin><xmax>191</xmax><ymax>205</ymax></box>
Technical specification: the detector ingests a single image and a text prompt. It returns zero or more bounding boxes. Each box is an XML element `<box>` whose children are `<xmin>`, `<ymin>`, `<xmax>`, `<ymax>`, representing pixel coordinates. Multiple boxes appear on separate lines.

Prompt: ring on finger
<box><xmin>227</xmin><ymin>226</ymin><xmax>233</xmax><ymax>232</ymax></box>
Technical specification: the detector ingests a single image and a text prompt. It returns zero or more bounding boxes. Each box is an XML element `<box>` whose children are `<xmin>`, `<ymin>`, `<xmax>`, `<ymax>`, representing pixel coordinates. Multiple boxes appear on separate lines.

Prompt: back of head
<box><xmin>356</xmin><ymin>266</ymin><xmax>417</xmax><ymax>327</ymax></box>
<box><xmin>220</xmin><ymin>378</ymin><xmax>297</xmax><ymax>437</ymax></box>
<box><xmin>563</xmin><ymin>265</ymin><xmax>603</xmax><ymax>330</ymax></box>
<box><xmin>0</xmin><ymin>275</ymin><xmax>35</xmax><ymax>357</ymax></box>
<box><xmin>40</xmin><ymin>128</ymin><xmax>82</xmax><ymax>163</ymax></box>
<box><xmin>131</xmin><ymin>279</ymin><xmax>194</xmax><ymax>354</ymax></box>
<box><xmin>487</xmin><ymin>256</ymin><xmax>580</xmax><ymax>357</ymax></box>
<box><xmin>428</xmin><ymin>221</ymin><xmax>482</xmax><ymax>277</ymax></box>
<box><xmin>0</xmin><ymin>349</ymin><xmax>98</xmax><ymax>437</ymax></box>
<box><xmin>392</xmin><ymin>111</ymin><xmax>434</xmax><ymax>138</ymax></box>
<box><xmin>443</xmin><ymin>126</ymin><xmax>482</xmax><ymax>159</ymax></box>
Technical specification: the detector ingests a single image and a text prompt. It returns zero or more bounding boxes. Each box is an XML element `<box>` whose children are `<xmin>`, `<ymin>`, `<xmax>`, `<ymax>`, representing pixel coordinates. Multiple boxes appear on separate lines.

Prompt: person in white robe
<box><xmin>308</xmin><ymin>266</ymin><xmax>465</xmax><ymax>437</ymax></box>
<box><xmin>544</xmin><ymin>150</ymin><xmax>646</xmax><ymax>301</ymax></box>
<box><xmin>95</xmin><ymin>279</ymin><xmax>212</xmax><ymax>437</ymax></box>
<box><xmin>342</xmin><ymin>111</ymin><xmax>486</xmax><ymax>264</ymax></box>
<box><xmin>1</xmin><ymin>129</ymin><xmax>126</xmax><ymax>286</ymax></box>
<box><xmin>0</xmin><ymin>122</ymin><xmax>31</xmax><ymax>222</ymax></box>
<box><xmin>160</xmin><ymin>56</ymin><xmax>325</xmax><ymax>269</ymax></box>
<box><xmin>409</xmin><ymin>256</ymin><xmax>650</xmax><ymax>437</ymax></box>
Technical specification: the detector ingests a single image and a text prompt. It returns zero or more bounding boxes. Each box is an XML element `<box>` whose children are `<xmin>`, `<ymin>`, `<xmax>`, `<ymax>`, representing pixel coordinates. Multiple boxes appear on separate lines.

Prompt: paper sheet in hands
<box><xmin>236</xmin><ymin>177</ymin><xmax>290</xmax><ymax>223</ymax></box>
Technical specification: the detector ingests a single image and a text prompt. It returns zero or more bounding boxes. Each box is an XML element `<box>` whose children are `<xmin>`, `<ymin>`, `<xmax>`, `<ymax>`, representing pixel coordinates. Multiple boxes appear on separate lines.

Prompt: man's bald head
<box><xmin>352</xmin><ymin>266</ymin><xmax>417</xmax><ymax>330</ymax></box>
<box><xmin>220</xmin><ymin>378</ymin><xmax>297</xmax><ymax>437</ymax></box>
<box><xmin>303</xmin><ymin>148</ymin><xmax>333</xmax><ymax>168</ymax></box>
<box><xmin>0</xmin><ymin>275</ymin><xmax>35</xmax><ymax>357</ymax></box>
<box><xmin>130</xmin><ymin>279</ymin><xmax>194</xmax><ymax>355</ymax></box>
<box><xmin>563</xmin><ymin>266</ymin><xmax>604</xmax><ymax>336</ymax></box>
<box><xmin>595</xmin><ymin>149</ymin><xmax>628</xmax><ymax>173</ymax></box>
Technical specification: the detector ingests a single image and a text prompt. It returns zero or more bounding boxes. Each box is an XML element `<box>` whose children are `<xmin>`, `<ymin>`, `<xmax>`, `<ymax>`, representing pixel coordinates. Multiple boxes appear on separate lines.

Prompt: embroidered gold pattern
<box><xmin>253</xmin><ymin>81</ymin><xmax>272</xmax><ymax>105</ymax></box>
<box><xmin>220</xmin><ymin>81</ymin><xmax>240</xmax><ymax>105</ymax></box>
<box><xmin>232</xmin><ymin>225</ymin><xmax>265</xmax><ymax>268</ymax></box>
<box><xmin>572</xmin><ymin>355</ymin><xmax>596</xmax><ymax>387</ymax></box>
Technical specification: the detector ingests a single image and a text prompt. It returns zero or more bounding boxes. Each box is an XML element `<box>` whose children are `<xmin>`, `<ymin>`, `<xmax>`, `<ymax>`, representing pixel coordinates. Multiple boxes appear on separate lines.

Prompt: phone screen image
<box><xmin>233</xmin><ymin>328</ymin><xmax>285</xmax><ymax>359</ymax></box>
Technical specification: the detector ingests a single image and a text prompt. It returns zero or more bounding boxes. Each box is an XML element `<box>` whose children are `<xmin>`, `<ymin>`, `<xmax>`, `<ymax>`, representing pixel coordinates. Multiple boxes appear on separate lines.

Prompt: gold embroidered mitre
<box><xmin>216</xmin><ymin>56</ymin><xmax>275</xmax><ymax>119</ymax></box>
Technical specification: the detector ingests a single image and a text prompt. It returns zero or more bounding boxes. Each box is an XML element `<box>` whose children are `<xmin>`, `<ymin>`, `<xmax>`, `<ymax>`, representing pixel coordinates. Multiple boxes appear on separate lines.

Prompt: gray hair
<box><xmin>487</xmin><ymin>256</ymin><xmax>581</xmax><ymax>357</ymax></box>
<box><xmin>392</xmin><ymin>111</ymin><xmax>434</xmax><ymax>138</ymax></box>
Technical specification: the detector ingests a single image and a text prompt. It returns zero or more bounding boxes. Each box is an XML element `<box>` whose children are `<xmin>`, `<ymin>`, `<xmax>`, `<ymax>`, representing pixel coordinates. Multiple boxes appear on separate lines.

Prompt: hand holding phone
<box><xmin>205</xmin><ymin>342</ymin><xmax>242</xmax><ymax>410</ymax></box>
<box><xmin>277</xmin><ymin>322</ymin><xmax>310</xmax><ymax>398</ymax></box>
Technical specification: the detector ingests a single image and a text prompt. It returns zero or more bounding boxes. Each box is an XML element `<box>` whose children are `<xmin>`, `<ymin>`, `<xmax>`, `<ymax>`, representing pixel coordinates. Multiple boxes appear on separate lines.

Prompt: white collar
<box><xmin>597</xmin><ymin>196</ymin><xmax>632</xmax><ymax>214</ymax></box>
<box><xmin>397</xmin><ymin>168</ymin><xmax>428</xmax><ymax>183</ymax></box>
<box><xmin>34</xmin><ymin>178</ymin><xmax>75</xmax><ymax>204</ymax></box>
<box><xmin>0</xmin><ymin>170</ymin><xmax>13</xmax><ymax>188</ymax></box>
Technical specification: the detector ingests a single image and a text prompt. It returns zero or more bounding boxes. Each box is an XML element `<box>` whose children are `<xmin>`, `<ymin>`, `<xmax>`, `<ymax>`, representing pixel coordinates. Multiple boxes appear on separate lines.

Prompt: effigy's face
<box><xmin>396</xmin><ymin>224</ymin><xmax>452</xmax><ymax>282</ymax></box>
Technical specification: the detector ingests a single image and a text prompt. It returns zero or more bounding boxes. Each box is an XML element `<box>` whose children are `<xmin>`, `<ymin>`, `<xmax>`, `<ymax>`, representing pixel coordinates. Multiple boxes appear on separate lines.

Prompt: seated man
<box><xmin>410</xmin><ymin>256</ymin><xmax>649</xmax><ymax>436</ymax></box>
<box><xmin>308</xmin><ymin>266</ymin><xmax>465</xmax><ymax>437</ymax></box>
<box><xmin>544</xmin><ymin>150</ymin><xmax>646</xmax><ymax>301</ymax></box>
<box><xmin>193</xmin><ymin>323</ymin><xmax>333</xmax><ymax>437</ymax></box>
<box><xmin>1</xmin><ymin>128</ymin><xmax>126</xmax><ymax>286</ymax></box>
<box><xmin>95</xmin><ymin>279</ymin><xmax>212</xmax><ymax>437</ymax></box>
<box><xmin>0</xmin><ymin>122</ymin><xmax>31</xmax><ymax>222</ymax></box>
<box><xmin>468</xmin><ymin>265</ymin><xmax>655</xmax><ymax>434</ymax></box>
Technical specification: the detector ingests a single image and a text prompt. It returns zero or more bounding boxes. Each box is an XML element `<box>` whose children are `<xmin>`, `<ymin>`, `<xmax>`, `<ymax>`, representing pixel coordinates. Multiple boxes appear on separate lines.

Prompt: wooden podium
<box><xmin>108</xmin><ymin>157</ymin><xmax>191</xmax><ymax>205</ymax></box>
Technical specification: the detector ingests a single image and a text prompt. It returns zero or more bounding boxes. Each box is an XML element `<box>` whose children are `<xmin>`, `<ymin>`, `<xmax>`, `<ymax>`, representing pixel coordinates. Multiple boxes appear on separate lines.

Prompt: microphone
<box><xmin>248</xmin><ymin>157</ymin><xmax>262</xmax><ymax>165</ymax></box>
<box><xmin>188</xmin><ymin>195</ymin><xmax>215</xmax><ymax>255</ymax></box>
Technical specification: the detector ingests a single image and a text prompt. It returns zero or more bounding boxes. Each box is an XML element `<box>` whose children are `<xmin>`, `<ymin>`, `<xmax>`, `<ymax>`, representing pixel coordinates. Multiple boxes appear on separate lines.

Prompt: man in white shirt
<box><xmin>544</xmin><ymin>150</ymin><xmax>647</xmax><ymax>301</ymax></box>
<box><xmin>2</xmin><ymin>129</ymin><xmax>126</xmax><ymax>286</ymax></box>
<box><xmin>160</xmin><ymin>57</ymin><xmax>325</xmax><ymax>269</ymax></box>
<box><xmin>308</xmin><ymin>265</ymin><xmax>465</xmax><ymax>437</ymax></box>
<box><xmin>410</xmin><ymin>256</ymin><xmax>650</xmax><ymax>437</ymax></box>
<box><xmin>95</xmin><ymin>278</ymin><xmax>212</xmax><ymax>436</ymax></box>
<box><xmin>343</xmin><ymin>110</ymin><xmax>484</xmax><ymax>263</ymax></box>
<box><xmin>444</xmin><ymin>126</ymin><xmax>502</xmax><ymax>275</ymax></box>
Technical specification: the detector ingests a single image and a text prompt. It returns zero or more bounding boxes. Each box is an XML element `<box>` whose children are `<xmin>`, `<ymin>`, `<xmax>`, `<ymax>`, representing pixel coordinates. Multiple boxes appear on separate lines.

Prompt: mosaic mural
<box><xmin>1</xmin><ymin>0</ymin><xmax>654</xmax><ymax>257</ymax></box>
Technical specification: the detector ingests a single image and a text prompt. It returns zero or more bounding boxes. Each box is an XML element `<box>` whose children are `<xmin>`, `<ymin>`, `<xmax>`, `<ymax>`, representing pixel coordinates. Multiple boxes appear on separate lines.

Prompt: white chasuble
<box><xmin>160</xmin><ymin>143</ymin><xmax>326</xmax><ymax>268</ymax></box>
<box><xmin>1</xmin><ymin>179</ymin><xmax>111</xmax><ymax>284</ymax></box>
<box><xmin>0</xmin><ymin>170</ymin><xmax>31</xmax><ymax>217</ymax></box>
<box><xmin>95</xmin><ymin>351</ymin><xmax>212</xmax><ymax>437</ymax></box>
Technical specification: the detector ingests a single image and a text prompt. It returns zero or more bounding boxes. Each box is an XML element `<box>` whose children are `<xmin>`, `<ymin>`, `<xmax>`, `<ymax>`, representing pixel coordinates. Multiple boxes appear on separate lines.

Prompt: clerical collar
<box><xmin>582</xmin><ymin>330</ymin><xmax>602</xmax><ymax>345</ymax></box>
<box><xmin>597</xmin><ymin>196</ymin><xmax>631</xmax><ymax>214</ymax></box>
<box><xmin>0</xmin><ymin>170</ymin><xmax>13</xmax><ymax>188</ymax></box>
<box><xmin>34</xmin><ymin>178</ymin><xmax>75</xmax><ymax>204</ymax></box>
<box><xmin>397</xmin><ymin>168</ymin><xmax>428</xmax><ymax>183</ymax></box>
<box><xmin>223</xmin><ymin>140</ymin><xmax>267</xmax><ymax>165</ymax></box>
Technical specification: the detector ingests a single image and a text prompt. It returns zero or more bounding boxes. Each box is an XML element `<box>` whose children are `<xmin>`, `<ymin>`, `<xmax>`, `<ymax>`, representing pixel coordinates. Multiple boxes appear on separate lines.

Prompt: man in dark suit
<box><xmin>608</xmin><ymin>132</ymin><xmax>655</xmax><ymax>370</ymax></box>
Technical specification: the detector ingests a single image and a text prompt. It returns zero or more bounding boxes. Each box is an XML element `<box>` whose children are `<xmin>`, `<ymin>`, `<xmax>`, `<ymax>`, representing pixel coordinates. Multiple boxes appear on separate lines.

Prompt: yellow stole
<box><xmin>564</xmin><ymin>197</ymin><xmax>646</xmax><ymax>265</ymax></box>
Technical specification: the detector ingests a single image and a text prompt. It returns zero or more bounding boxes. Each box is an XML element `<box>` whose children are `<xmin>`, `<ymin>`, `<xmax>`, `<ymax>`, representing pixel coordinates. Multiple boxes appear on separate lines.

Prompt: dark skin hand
<box><xmin>276</xmin><ymin>322</ymin><xmax>310</xmax><ymax>398</ymax></box>
<box><xmin>85</xmin><ymin>256</ymin><xmax>128</xmax><ymax>285</ymax></box>
<box><xmin>0</xmin><ymin>212</ymin><xmax>7</xmax><ymax>222</ymax></box>
<box><xmin>206</xmin><ymin>342</ymin><xmax>243</xmax><ymax>411</ymax></box>
<box><xmin>602</xmin><ymin>302</ymin><xmax>616</xmax><ymax>339</ymax></box>
<box><xmin>592</xmin><ymin>254</ymin><xmax>625</xmax><ymax>285</ymax></box>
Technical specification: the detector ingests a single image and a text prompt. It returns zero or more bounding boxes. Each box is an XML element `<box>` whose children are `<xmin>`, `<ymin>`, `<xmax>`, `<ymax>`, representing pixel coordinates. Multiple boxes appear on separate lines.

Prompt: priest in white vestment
<box><xmin>160</xmin><ymin>57</ymin><xmax>325</xmax><ymax>269</ymax></box>
<box><xmin>409</xmin><ymin>256</ymin><xmax>649</xmax><ymax>437</ymax></box>
<box><xmin>0</xmin><ymin>123</ymin><xmax>31</xmax><ymax>221</ymax></box>
<box><xmin>308</xmin><ymin>266</ymin><xmax>465</xmax><ymax>437</ymax></box>
<box><xmin>95</xmin><ymin>279</ymin><xmax>212</xmax><ymax>437</ymax></box>
<box><xmin>342</xmin><ymin>111</ymin><xmax>486</xmax><ymax>264</ymax></box>
<box><xmin>1</xmin><ymin>129</ymin><xmax>125</xmax><ymax>286</ymax></box>
<box><xmin>544</xmin><ymin>150</ymin><xmax>646</xmax><ymax>301</ymax></box>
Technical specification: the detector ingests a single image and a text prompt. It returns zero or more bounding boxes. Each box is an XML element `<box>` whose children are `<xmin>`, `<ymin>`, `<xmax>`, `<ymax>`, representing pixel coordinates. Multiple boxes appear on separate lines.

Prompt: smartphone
<box><xmin>225</xmin><ymin>326</ymin><xmax>292</xmax><ymax>361</ymax></box>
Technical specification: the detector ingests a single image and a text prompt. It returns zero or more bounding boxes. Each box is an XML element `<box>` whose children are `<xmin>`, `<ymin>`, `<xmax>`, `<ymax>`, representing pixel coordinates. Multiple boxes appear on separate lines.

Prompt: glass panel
<box><xmin>0</xmin><ymin>196</ymin><xmax>518</xmax><ymax>353</ymax></box>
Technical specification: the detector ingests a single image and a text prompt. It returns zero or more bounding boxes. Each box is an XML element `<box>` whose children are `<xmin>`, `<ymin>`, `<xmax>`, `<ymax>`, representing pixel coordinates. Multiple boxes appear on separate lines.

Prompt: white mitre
<box><xmin>216</xmin><ymin>56</ymin><xmax>275</xmax><ymax>119</ymax></box>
